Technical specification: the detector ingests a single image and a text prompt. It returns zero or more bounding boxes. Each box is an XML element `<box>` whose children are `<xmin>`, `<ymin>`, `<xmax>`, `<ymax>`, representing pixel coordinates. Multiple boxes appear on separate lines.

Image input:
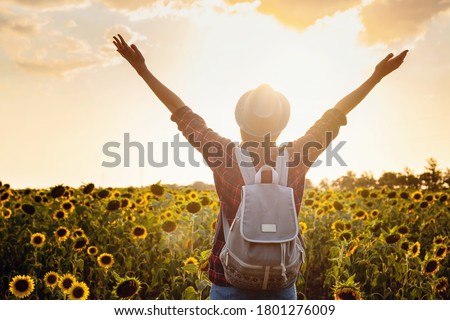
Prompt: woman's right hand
<box><xmin>113</xmin><ymin>34</ymin><xmax>147</xmax><ymax>74</ymax></box>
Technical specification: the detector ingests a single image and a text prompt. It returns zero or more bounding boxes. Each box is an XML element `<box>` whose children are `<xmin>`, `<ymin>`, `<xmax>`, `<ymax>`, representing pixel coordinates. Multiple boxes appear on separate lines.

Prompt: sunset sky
<box><xmin>1</xmin><ymin>0</ymin><xmax>449</xmax><ymax>189</ymax></box>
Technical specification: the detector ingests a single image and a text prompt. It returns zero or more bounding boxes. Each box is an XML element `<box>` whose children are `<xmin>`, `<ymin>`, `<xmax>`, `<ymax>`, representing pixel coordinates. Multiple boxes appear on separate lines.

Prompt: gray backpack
<box><xmin>219</xmin><ymin>147</ymin><xmax>305</xmax><ymax>290</ymax></box>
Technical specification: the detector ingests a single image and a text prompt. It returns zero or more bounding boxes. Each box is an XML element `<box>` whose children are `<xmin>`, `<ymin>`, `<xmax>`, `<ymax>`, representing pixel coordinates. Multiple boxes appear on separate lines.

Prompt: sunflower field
<box><xmin>0</xmin><ymin>180</ymin><xmax>449</xmax><ymax>300</ymax></box>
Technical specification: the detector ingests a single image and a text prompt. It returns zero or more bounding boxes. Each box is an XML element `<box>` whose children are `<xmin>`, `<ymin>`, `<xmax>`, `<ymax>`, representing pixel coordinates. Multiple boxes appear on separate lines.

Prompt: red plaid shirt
<box><xmin>171</xmin><ymin>106</ymin><xmax>347</xmax><ymax>286</ymax></box>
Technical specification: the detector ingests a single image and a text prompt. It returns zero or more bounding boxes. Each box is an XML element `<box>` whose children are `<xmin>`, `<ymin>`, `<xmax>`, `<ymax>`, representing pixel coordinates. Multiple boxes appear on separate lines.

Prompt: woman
<box><xmin>113</xmin><ymin>33</ymin><xmax>408</xmax><ymax>299</ymax></box>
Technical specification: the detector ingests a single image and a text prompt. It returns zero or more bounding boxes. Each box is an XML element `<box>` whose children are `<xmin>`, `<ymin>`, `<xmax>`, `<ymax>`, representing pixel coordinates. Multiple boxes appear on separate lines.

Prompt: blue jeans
<box><xmin>210</xmin><ymin>283</ymin><xmax>297</xmax><ymax>300</ymax></box>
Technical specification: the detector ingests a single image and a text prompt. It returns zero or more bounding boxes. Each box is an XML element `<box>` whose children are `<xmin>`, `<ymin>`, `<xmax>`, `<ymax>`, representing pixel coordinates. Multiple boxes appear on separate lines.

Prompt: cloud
<box><xmin>226</xmin><ymin>0</ymin><xmax>361</xmax><ymax>29</ymax></box>
<box><xmin>15</xmin><ymin>56</ymin><xmax>100</xmax><ymax>76</ymax></box>
<box><xmin>359</xmin><ymin>0</ymin><xmax>450</xmax><ymax>44</ymax></box>
<box><xmin>0</xmin><ymin>7</ymin><xmax>47</xmax><ymax>34</ymax></box>
<box><xmin>4</xmin><ymin>0</ymin><xmax>90</xmax><ymax>10</ymax></box>
<box><xmin>0</xmin><ymin>7</ymin><xmax>101</xmax><ymax>77</ymax></box>
<box><xmin>99</xmin><ymin>0</ymin><xmax>159</xmax><ymax>11</ymax></box>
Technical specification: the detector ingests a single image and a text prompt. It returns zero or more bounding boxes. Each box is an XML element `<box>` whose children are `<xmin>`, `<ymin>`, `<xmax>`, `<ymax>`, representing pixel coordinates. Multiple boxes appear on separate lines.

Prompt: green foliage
<box><xmin>0</xmin><ymin>182</ymin><xmax>449</xmax><ymax>299</ymax></box>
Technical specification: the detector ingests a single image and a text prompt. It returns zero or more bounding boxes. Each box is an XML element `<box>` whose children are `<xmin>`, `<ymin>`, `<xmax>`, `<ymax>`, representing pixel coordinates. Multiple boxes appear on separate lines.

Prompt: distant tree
<box><xmin>378</xmin><ymin>171</ymin><xmax>399</xmax><ymax>189</ymax></box>
<box><xmin>420</xmin><ymin>158</ymin><xmax>443</xmax><ymax>191</ymax></box>
<box><xmin>304</xmin><ymin>179</ymin><xmax>314</xmax><ymax>189</ymax></box>
<box><xmin>355</xmin><ymin>171</ymin><xmax>376</xmax><ymax>188</ymax></box>
<box><xmin>397</xmin><ymin>167</ymin><xmax>421</xmax><ymax>189</ymax></box>
<box><xmin>443</xmin><ymin>169</ymin><xmax>450</xmax><ymax>189</ymax></box>
<box><xmin>332</xmin><ymin>171</ymin><xmax>357</xmax><ymax>190</ymax></box>
<box><xmin>318</xmin><ymin>178</ymin><xmax>330</xmax><ymax>190</ymax></box>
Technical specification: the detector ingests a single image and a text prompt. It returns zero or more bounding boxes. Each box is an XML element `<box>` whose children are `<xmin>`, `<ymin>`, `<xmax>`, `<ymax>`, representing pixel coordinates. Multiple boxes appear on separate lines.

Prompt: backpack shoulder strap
<box><xmin>275</xmin><ymin>148</ymin><xmax>289</xmax><ymax>187</ymax></box>
<box><xmin>235</xmin><ymin>146</ymin><xmax>256</xmax><ymax>185</ymax></box>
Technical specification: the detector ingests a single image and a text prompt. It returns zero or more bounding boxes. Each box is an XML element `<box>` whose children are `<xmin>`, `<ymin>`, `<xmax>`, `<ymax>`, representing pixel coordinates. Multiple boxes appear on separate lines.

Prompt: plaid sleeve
<box><xmin>291</xmin><ymin>108</ymin><xmax>347</xmax><ymax>167</ymax></box>
<box><xmin>170</xmin><ymin>106</ymin><xmax>234</xmax><ymax>173</ymax></box>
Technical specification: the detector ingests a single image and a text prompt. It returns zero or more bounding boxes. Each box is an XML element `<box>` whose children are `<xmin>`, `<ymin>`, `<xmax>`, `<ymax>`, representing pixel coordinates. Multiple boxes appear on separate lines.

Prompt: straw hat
<box><xmin>235</xmin><ymin>84</ymin><xmax>290</xmax><ymax>137</ymax></box>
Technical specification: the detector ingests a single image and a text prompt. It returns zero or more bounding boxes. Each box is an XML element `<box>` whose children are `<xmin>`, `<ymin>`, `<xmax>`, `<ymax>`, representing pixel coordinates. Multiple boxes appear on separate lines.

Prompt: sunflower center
<box><xmin>47</xmin><ymin>275</ymin><xmax>57</xmax><ymax>284</ymax></box>
<box><xmin>57</xmin><ymin>229</ymin><xmax>67</xmax><ymax>237</ymax></box>
<box><xmin>34</xmin><ymin>236</ymin><xmax>43</xmax><ymax>244</ymax></box>
<box><xmin>133</xmin><ymin>228</ymin><xmax>145</xmax><ymax>236</ymax></box>
<box><xmin>15</xmin><ymin>279</ymin><xmax>29</xmax><ymax>292</ymax></box>
<box><xmin>73</xmin><ymin>287</ymin><xmax>85</xmax><ymax>298</ymax></box>
<box><xmin>436</xmin><ymin>247</ymin><xmax>445</xmax><ymax>257</ymax></box>
<box><xmin>426</xmin><ymin>261</ymin><xmax>438</xmax><ymax>273</ymax></box>
<box><xmin>117</xmin><ymin>280</ymin><xmax>138</xmax><ymax>298</ymax></box>
<box><xmin>62</xmin><ymin>278</ymin><xmax>73</xmax><ymax>289</ymax></box>
<box><xmin>74</xmin><ymin>238</ymin><xmax>87</xmax><ymax>249</ymax></box>
<box><xmin>101</xmin><ymin>256</ymin><xmax>112</xmax><ymax>264</ymax></box>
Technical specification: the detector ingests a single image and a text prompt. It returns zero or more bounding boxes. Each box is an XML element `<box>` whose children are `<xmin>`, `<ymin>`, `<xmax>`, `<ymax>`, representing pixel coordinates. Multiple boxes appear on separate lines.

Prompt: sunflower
<box><xmin>97</xmin><ymin>189</ymin><xmax>110</xmax><ymax>199</ymax></box>
<box><xmin>200</xmin><ymin>196</ymin><xmax>211</xmax><ymax>206</ymax></box>
<box><xmin>125</xmin><ymin>215</ymin><xmax>136</xmax><ymax>222</ymax></box>
<box><xmin>43</xmin><ymin>271</ymin><xmax>59</xmax><ymax>288</ymax></box>
<box><xmin>184</xmin><ymin>257</ymin><xmax>199</xmax><ymax>266</ymax></box>
<box><xmin>346</xmin><ymin>240</ymin><xmax>359</xmax><ymax>257</ymax></box>
<box><xmin>433</xmin><ymin>235</ymin><xmax>447</xmax><ymax>245</ymax></box>
<box><xmin>186</xmin><ymin>201</ymin><xmax>201</xmax><ymax>214</ymax></box>
<box><xmin>439</xmin><ymin>194</ymin><xmax>448</xmax><ymax>202</ymax></box>
<box><xmin>409</xmin><ymin>242</ymin><xmax>420</xmax><ymax>258</ymax></box>
<box><xmin>435</xmin><ymin>278</ymin><xmax>449</xmax><ymax>293</ymax></box>
<box><xmin>113</xmin><ymin>277</ymin><xmax>142</xmax><ymax>300</ymax></box>
<box><xmin>82</xmin><ymin>183</ymin><xmax>95</xmax><ymax>194</ymax></box>
<box><xmin>22</xmin><ymin>204</ymin><xmax>35</xmax><ymax>215</ymax></box>
<box><xmin>210</xmin><ymin>202</ymin><xmax>220</xmax><ymax>213</ymax></box>
<box><xmin>50</xmin><ymin>185</ymin><xmax>66</xmax><ymax>198</ymax></box>
<box><xmin>338</xmin><ymin>231</ymin><xmax>352</xmax><ymax>241</ymax></box>
<box><xmin>68</xmin><ymin>281</ymin><xmax>90</xmax><ymax>300</ymax></box>
<box><xmin>400</xmin><ymin>241</ymin><xmax>410</xmax><ymax>251</ymax></box>
<box><xmin>370</xmin><ymin>209</ymin><xmax>379</xmax><ymax>219</ymax></box>
<box><xmin>71</xmin><ymin>228</ymin><xmax>85</xmax><ymax>238</ymax></box>
<box><xmin>163</xmin><ymin>210</ymin><xmax>174</xmax><ymax>220</ymax></box>
<box><xmin>131</xmin><ymin>225</ymin><xmax>148</xmax><ymax>240</ymax></box>
<box><xmin>210</xmin><ymin>220</ymin><xmax>217</xmax><ymax>232</ymax></box>
<box><xmin>107</xmin><ymin>200</ymin><xmax>121</xmax><ymax>211</ymax></box>
<box><xmin>53</xmin><ymin>210</ymin><xmax>67</xmax><ymax>220</ymax></box>
<box><xmin>54</xmin><ymin>226</ymin><xmax>70</xmax><ymax>242</ymax></box>
<box><xmin>385</xmin><ymin>233</ymin><xmax>401</xmax><ymax>244</ymax></box>
<box><xmin>87</xmin><ymin>246</ymin><xmax>99</xmax><ymax>256</ymax></box>
<box><xmin>353</xmin><ymin>210</ymin><xmax>367</xmax><ymax>220</ymax></box>
<box><xmin>150</xmin><ymin>184</ymin><xmax>164</xmax><ymax>196</ymax></box>
<box><xmin>331</xmin><ymin>220</ymin><xmax>346</xmax><ymax>233</ymax></box>
<box><xmin>419</xmin><ymin>201</ymin><xmax>428</xmax><ymax>209</ymax></box>
<box><xmin>411</xmin><ymin>191</ymin><xmax>422</xmax><ymax>201</ymax></box>
<box><xmin>98</xmin><ymin>253</ymin><xmax>114</xmax><ymax>269</ymax></box>
<box><xmin>332</xmin><ymin>201</ymin><xmax>343</xmax><ymax>211</ymax></box>
<box><xmin>397</xmin><ymin>225</ymin><xmax>409</xmax><ymax>235</ymax></box>
<box><xmin>399</xmin><ymin>191</ymin><xmax>409</xmax><ymax>200</ymax></box>
<box><xmin>2</xmin><ymin>208</ymin><xmax>12</xmax><ymax>220</ymax></box>
<box><xmin>161</xmin><ymin>220</ymin><xmax>177</xmax><ymax>233</ymax></box>
<box><xmin>58</xmin><ymin>273</ymin><xmax>77</xmax><ymax>294</ymax></box>
<box><xmin>9</xmin><ymin>275</ymin><xmax>35</xmax><ymax>299</ymax></box>
<box><xmin>30</xmin><ymin>232</ymin><xmax>46</xmax><ymax>248</ymax></box>
<box><xmin>434</xmin><ymin>244</ymin><xmax>448</xmax><ymax>260</ymax></box>
<box><xmin>423</xmin><ymin>259</ymin><xmax>440</xmax><ymax>276</ymax></box>
<box><xmin>359</xmin><ymin>189</ymin><xmax>370</xmax><ymax>198</ymax></box>
<box><xmin>187</xmin><ymin>190</ymin><xmax>199</xmax><ymax>201</ymax></box>
<box><xmin>333</xmin><ymin>286</ymin><xmax>362</xmax><ymax>300</ymax></box>
<box><xmin>299</xmin><ymin>222</ymin><xmax>307</xmax><ymax>233</ymax></box>
<box><xmin>61</xmin><ymin>200</ymin><xmax>75</xmax><ymax>213</ymax></box>
<box><xmin>72</xmin><ymin>235</ymin><xmax>89</xmax><ymax>252</ymax></box>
